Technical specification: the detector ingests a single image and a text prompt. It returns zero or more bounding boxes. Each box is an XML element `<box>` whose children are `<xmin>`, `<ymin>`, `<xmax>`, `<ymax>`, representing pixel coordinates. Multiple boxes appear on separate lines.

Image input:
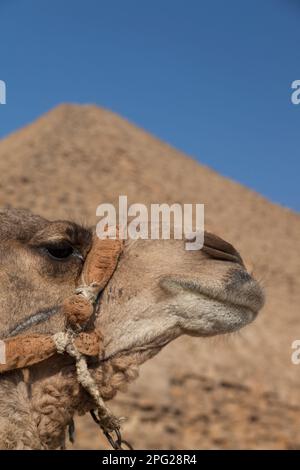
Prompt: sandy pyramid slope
<box><xmin>0</xmin><ymin>104</ymin><xmax>299</xmax><ymax>449</ymax></box>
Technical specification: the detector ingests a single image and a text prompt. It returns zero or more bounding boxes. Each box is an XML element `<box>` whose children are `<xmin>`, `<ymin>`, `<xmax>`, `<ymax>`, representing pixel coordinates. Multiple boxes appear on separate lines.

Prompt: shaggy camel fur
<box><xmin>0</xmin><ymin>209</ymin><xmax>264</xmax><ymax>449</ymax></box>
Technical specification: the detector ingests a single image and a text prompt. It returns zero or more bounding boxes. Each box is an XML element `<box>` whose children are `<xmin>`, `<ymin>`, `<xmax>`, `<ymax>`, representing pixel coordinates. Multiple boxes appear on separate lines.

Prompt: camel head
<box><xmin>0</xmin><ymin>208</ymin><xmax>264</xmax><ymax>449</ymax></box>
<box><xmin>0</xmin><ymin>208</ymin><xmax>264</xmax><ymax>358</ymax></box>
<box><xmin>98</xmin><ymin>230</ymin><xmax>264</xmax><ymax>364</ymax></box>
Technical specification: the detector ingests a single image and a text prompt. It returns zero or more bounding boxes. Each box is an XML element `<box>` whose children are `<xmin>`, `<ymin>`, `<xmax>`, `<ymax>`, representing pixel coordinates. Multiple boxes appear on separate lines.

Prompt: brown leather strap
<box><xmin>82</xmin><ymin>232</ymin><xmax>123</xmax><ymax>288</ymax></box>
<box><xmin>0</xmin><ymin>331</ymin><xmax>103</xmax><ymax>373</ymax></box>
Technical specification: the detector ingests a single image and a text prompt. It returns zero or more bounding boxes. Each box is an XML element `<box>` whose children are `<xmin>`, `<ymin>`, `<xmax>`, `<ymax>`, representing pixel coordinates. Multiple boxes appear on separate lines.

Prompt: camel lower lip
<box><xmin>167</xmin><ymin>277</ymin><xmax>263</xmax><ymax>316</ymax></box>
<box><xmin>201</xmin><ymin>292</ymin><xmax>258</xmax><ymax>317</ymax></box>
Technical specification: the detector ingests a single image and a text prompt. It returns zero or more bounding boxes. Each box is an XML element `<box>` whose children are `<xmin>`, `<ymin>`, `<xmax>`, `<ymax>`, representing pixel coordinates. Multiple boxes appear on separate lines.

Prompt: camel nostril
<box><xmin>225</xmin><ymin>267</ymin><xmax>265</xmax><ymax>312</ymax></box>
<box><xmin>202</xmin><ymin>232</ymin><xmax>245</xmax><ymax>267</ymax></box>
<box><xmin>226</xmin><ymin>268</ymin><xmax>253</xmax><ymax>287</ymax></box>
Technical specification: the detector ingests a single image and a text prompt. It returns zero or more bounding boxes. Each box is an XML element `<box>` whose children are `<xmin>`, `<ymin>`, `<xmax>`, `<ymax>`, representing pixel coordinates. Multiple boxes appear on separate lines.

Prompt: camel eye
<box><xmin>43</xmin><ymin>242</ymin><xmax>74</xmax><ymax>260</ymax></box>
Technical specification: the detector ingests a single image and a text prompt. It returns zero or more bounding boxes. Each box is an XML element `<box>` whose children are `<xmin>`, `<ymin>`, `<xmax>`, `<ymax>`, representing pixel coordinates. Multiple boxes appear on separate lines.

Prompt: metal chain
<box><xmin>90</xmin><ymin>410</ymin><xmax>134</xmax><ymax>451</ymax></box>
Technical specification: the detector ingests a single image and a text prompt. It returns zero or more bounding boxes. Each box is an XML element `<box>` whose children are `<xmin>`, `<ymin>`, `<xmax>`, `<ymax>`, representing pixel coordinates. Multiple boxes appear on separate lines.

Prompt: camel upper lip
<box><xmin>161</xmin><ymin>275</ymin><xmax>265</xmax><ymax>315</ymax></box>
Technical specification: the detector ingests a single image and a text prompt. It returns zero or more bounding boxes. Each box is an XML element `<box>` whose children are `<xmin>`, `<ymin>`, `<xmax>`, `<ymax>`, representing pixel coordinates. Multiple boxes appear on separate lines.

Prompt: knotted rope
<box><xmin>53</xmin><ymin>330</ymin><xmax>121</xmax><ymax>434</ymax></box>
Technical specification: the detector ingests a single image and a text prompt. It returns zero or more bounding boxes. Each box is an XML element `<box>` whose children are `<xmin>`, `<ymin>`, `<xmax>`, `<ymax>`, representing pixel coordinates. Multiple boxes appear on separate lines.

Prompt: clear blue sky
<box><xmin>0</xmin><ymin>0</ymin><xmax>299</xmax><ymax>211</ymax></box>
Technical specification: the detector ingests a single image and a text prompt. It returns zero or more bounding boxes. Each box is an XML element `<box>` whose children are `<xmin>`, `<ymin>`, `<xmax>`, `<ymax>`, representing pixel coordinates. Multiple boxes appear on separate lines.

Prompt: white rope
<box><xmin>53</xmin><ymin>331</ymin><xmax>120</xmax><ymax>434</ymax></box>
<box><xmin>75</xmin><ymin>284</ymin><xmax>100</xmax><ymax>304</ymax></box>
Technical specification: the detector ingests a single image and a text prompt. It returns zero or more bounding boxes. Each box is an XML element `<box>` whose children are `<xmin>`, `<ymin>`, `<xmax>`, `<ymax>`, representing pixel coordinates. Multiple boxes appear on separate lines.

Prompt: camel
<box><xmin>0</xmin><ymin>208</ymin><xmax>264</xmax><ymax>449</ymax></box>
